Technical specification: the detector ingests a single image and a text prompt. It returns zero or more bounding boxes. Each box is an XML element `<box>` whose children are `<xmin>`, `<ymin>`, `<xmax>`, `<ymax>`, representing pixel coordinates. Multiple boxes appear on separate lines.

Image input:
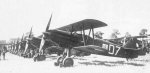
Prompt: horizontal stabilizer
<box><xmin>124</xmin><ymin>47</ymin><xmax>141</xmax><ymax>51</ymax></box>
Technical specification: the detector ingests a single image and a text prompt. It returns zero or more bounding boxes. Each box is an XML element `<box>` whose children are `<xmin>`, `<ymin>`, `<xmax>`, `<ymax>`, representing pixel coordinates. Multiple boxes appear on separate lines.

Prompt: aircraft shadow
<box><xmin>79</xmin><ymin>60</ymin><xmax>145</xmax><ymax>67</ymax></box>
<box><xmin>73</xmin><ymin>57</ymin><xmax>87</xmax><ymax>60</ymax></box>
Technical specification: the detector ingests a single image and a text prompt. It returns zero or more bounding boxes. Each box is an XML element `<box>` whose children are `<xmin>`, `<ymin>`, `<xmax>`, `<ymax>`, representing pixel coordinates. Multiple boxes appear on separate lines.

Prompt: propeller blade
<box><xmin>24</xmin><ymin>41</ymin><xmax>29</xmax><ymax>54</ymax></box>
<box><xmin>39</xmin><ymin>36</ymin><xmax>45</xmax><ymax>54</ymax></box>
<box><xmin>24</xmin><ymin>27</ymin><xmax>32</xmax><ymax>54</ymax></box>
<box><xmin>21</xmin><ymin>34</ymin><xmax>24</xmax><ymax>41</ymax></box>
<box><xmin>45</xmin><ymin>14</ymin><xmax>52</xmax><ymax>31</ymax></box>
<box><xmin>19</xmin><ymin>34</ymin><xmax>24</xmax><ymax>50</ymax></box>
<box><xmin>29</xmin><ymin>27</ymin><xmax>33</xmax><ymax>38</ymax></box>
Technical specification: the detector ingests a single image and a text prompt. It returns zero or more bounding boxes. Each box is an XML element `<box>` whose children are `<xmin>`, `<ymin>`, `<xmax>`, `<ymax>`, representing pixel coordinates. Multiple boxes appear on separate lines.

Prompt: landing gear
<box><xmin>147</xmin><ymin>49</ymin><xmax>150</xmax><ymax>54</ymax></box>
<box><xmin>54</xmin><ymin>56</ymin><xmax>63</xmax><ymax>66</ymax></box>
<box><xmin>54</xmin><ymin>48</ymin><xmax>74</xmax><ymax>67</ymax></box>
<box><xmin>146</xmin><ymin>47</ymin><xmax>150</xmax><ymax>54</ymax></box>
<box><xmin>33</xmin><ymin>56</ymin><xmax>37</xmax><ymax>62</ymax></box>
<box><xmin>33</xmin><ymin>54</ymin><xmax>46</xmax><ymax>62</ymax></box>
<box><xmin>33</xmin><ymin>54</ymin><xmax>38</xmax><ymax>62</ymax></box>
<box><xmin>54</xmin><ymin>57</ymin><xmax>74</xmax><ymax>67</ymax></box>
<box><xmin>28</xmin><ymin>53</ymin><xmax>32</xmax><ymax>58</ymax></box>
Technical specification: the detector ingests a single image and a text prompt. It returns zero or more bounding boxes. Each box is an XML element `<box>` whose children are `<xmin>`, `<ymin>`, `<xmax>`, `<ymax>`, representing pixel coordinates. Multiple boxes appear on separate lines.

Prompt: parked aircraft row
<box><xmin>3</xmin><ymin>14</ymin><xmax>150</xmax><ymax>67</ymax></box>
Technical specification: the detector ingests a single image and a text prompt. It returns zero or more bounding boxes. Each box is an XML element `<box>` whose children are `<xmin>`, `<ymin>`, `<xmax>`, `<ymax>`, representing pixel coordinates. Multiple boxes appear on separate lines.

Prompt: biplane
<box><xmin>22</xmin><ymin>28</ymin><xmax>41</xmax><ymax>58</ymax></box>
<box><xmin>33</xmin><ymin>16</ymin><xmax>108</xmax><ymax>61</ymax></box>
<box><xmin>30</xmin><ymin>14</ymin><xmax>149</xmax><ymax>65</ymax></box>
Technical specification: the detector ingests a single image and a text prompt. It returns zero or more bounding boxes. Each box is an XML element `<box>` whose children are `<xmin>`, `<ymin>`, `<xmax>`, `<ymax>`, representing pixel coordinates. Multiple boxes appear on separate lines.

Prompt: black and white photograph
<box><xmin>0</xmin><ymin>0</ymin><xmax>150</xmax><ymax>73</ymax></box>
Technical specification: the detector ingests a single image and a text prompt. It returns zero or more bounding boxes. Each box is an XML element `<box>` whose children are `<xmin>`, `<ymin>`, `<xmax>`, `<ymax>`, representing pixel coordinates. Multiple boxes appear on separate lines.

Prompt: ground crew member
<box><xmin>0</xmin><ymin>49</ymin><xmax>1</xmax><ymax>60</ymax></box>
<box><xmin>2</xmin><ymin>46</ymin><xmax>7</xmax><ymax>60</ymax></box>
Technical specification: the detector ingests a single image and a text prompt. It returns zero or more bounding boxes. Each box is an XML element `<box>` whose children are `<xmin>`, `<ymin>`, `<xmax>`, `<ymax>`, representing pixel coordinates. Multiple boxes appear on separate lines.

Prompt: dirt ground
<box><xmin>0</xmin><ymin>53</ymin><xmax>150</xmax><ymax>73</ymax></box>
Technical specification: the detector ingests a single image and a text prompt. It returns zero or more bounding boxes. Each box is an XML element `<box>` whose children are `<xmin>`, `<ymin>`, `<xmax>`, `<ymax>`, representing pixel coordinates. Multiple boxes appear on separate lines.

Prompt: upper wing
<box><xmin>57</xmin><ymin>19</ymin><xmax>107</xmax><ymax>32</ymax></box>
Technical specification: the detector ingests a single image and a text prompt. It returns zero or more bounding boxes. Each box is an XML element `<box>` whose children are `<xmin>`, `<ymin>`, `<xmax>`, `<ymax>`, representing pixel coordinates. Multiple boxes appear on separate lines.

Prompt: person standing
<box><xmin>2</xmin><ymin>46</ymin><xmax>7</xmax><ymax>60</ymax></box>
<box><xmin>0</xmin><ymin>48</ymin><xmax>1</xmax><ymax>60</ymax></box>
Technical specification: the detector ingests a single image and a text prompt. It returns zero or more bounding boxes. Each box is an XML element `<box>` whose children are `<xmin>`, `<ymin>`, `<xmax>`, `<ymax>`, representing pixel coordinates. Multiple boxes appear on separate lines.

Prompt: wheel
<box><xmin>62</xmin><ymin>57</ymin><xmax>74</xmax><ymax>67</ymax></box>
<box><xmin>21</xmin><ymin>54</ymin><xmax>23</xmax><ymax>56</ymax></box>
<box><xmin>36</xmin><ymin>55</ymin><xmax>46</xmax><ymax>61</ymax></box>
<box><xmin>54</xmin><ymin>56</ymin><xmax>63</xmax><ymax>66</ymax></box>
<box><xmin>28</xmin><ymin>53</ymin><xmax>32</xmax><ymax>58</ymax></box>
<box><xmin>33</xmin><ymin>56</ymin><xmax>37</xmax><ymax>62</ymax></box>
<box><xmin>57</xmin><ymin>56</ymin><xmax>63</xmax><ymax>63</ymax></box>
<box><xmin>41</xmin><ymin>55</ymin><xmax>46</xmax><ymax>60</ymax></box>
<box><xmin>146</xmin><ymin>48</ymin><xmax>150</xmax><ymax>54</ymax></box>
<box><xmin>33</xmin><ymin>54</ymin><xmax>39</xmax><ymax>62</ymax></box>
<box><xmin>147</xmin><ymin>48</ymin><xmax>150</xmax><ymax>53</ymax></box>
<box><xmin>23</xmin><ymin>54</ymin><xmax>28</xmax><ymax>58</ymax></box>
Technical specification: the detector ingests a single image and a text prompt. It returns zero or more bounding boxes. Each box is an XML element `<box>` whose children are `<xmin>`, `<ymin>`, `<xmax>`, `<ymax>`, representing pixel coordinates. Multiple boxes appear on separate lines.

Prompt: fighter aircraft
<box><xmin>31</xmin><ymin>14</ymin><xmax>149</xmax><ymax>65</ymax></box>
<box><xmin>34</xmin><ymin>15</ymin><xmax>102</xmax><ymax>61</ymax></box>
<box><xmin>31</xmin><ymin>18</ymin><xmax>113</xmax><ymax>66</ymax></box>
<box><xmin>22</xmin><ymin>27</ymin><xmax>41</xmax><ymax>58</ymax></box>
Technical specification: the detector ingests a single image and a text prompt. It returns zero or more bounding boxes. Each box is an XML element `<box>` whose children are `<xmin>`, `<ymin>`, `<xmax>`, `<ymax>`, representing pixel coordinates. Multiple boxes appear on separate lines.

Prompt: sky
<box><xmin>0</xmin><ymin>0</ymin><xmax>150</xmax><ymax>41</ymax></box>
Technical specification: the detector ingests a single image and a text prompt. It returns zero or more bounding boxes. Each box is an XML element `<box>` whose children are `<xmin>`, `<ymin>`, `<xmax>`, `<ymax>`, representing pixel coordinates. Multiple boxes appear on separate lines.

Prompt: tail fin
<box><xmin>123</xmin><ymin>38</ymin><xmax>139</xmax><ymax>49</ymax></box>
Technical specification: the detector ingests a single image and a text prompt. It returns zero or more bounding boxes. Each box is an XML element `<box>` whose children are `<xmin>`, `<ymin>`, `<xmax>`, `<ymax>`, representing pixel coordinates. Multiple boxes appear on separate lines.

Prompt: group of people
<box><xmin>0</xmin><ymin>46</ymin><xmax>7</xmax><ymax>60</ymax></box>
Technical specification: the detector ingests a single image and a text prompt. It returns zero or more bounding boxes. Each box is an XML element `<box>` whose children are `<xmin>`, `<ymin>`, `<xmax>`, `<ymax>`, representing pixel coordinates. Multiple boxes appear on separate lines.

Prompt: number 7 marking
<box><xmin>115</xmin><ymin>46</ymin><xmax>121</xmax><ymax>55</ymax></box>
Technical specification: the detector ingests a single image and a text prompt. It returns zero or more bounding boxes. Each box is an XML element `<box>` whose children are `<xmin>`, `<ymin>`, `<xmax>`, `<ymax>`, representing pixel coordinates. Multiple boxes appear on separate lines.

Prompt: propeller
<box><xmin>16</xmin><ymin>38</ymin><xmax>20</xmax><ymax>51</ymax></box>
<box><xmin>39</xmin><ymin>14</ymin><xmax>52</xmax><ymax>54</ymax></box>
<box><xmin>21</xmin><ymin>34</ymin><xmax>24</xmax><ymax>41</ymax></box>
<box><xmin>18</xmin><ymin>34</ymin><xmax>24</xmax><ymax>51</ymax></box>
<box><xmin>24</xmin><ymin>27</ymin><xmax>33</xmax><ymax>54</ymax></box>
<box><xmin>28</xmin><ymin>27</ymin><xmax>33</xmax><ymax>38</ymax></box>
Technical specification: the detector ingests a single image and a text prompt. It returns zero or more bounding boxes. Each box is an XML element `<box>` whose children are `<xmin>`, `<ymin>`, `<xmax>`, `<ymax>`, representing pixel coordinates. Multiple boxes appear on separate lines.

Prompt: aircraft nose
<box><xmin>44</xmin><ymin>32</ymin><xmax>51</xmax><ymax>38</ymax></box>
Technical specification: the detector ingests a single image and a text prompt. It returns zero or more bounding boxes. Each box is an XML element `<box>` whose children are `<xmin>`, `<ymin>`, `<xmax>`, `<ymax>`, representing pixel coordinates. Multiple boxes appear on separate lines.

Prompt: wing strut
<box><xmin>86</xmin><ymin>29</ymin><xmax>91</xmax><ymax>43</ymax></box>
<box><xmin>82</xmin><ymin>24</ymin><xmax>86</xmax><ymax>46</ymax></box>
<box><xmin>92</xmin><ymin>24</ymin><xmax>95</xmax><ymax>45</ymax></box>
